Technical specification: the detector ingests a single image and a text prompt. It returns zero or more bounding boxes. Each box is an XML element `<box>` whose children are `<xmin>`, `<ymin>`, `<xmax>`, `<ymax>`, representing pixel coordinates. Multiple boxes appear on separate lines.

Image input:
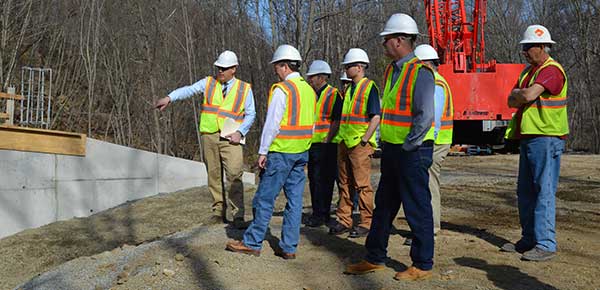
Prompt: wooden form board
<box><xmin>0</xmin><ymin>92</ymin><xmax>24</xmax><ymax>100</ymax></box>
<box><xmin>0</xmin><ymin>125</ymin><xmax>86</xmax><ymax>156</ymax></box>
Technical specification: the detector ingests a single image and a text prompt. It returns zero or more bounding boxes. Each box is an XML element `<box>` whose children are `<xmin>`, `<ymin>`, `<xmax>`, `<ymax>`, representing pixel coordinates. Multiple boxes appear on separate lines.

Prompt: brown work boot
<box><xmin>344</xmin><ymin>260</ymin><xmax>385</xmax><ymax>275</ymax></box>
<box><xmin>225</xmin><ymin>240</ymin><xmax>260</xmax><ymax>256</ymax></box>
<box><xmin>394</xmin><ymin>266</ymin><xmax>432</xmax><ymax>281</ymax></box>
<box><xmin>274</xmin><ymin>249</ymin><xmax>296</xmax><ymax>260</ymax></box>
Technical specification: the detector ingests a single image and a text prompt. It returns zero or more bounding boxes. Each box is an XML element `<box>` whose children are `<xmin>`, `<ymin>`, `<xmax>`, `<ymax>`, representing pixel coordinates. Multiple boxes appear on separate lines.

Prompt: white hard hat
<box><xmin>380</xmin><ymin>13</ymin><xmax>419</xmax><ymax>36</ymax></box>
<box><xmin>214</xmin><ymin>50</ymin><xmax>238</xmax><ymax>67</ymax></box>
<box><xmin>340</xmin><ymin>72</ymin><xmax>351</xmax><ymax>81</ymax></box>
<box><xmin>342</xmin><ymin>48</ymin><xmax>369</xmax><ymax>65</ymax></box>
<box><xmin>520</xmin><ymin>25</ymin><xmax>555</xmax><ymax>44</ymax></box>
<box><xmin>306</xmin><ymin>60</ymin><xmax>332</xmax><ymax>76</ymax></box>
<box><xmin>271</xmin><ymin>44</ymin><xmax>302</xmax><ymax>64</ymax></box>
<box><xmin>415</xmin><ymin>44</ymin><xmax>439</xmax><ymax>61</ymax></box>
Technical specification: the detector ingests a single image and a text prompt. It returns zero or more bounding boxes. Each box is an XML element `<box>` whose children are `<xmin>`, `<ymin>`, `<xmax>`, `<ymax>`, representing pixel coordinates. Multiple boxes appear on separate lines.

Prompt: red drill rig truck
<box><xmin>424</xmin><ymin>0</ymin><xmax>525</xmax><ymax>147</ymax></box>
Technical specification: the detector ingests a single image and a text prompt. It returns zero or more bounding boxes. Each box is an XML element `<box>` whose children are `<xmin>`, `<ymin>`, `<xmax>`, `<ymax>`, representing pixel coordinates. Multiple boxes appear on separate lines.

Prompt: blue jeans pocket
<box><xmin>552</xmin><ymin>138</ymin><xmax>565</xmax><ymax>159</ymax></box>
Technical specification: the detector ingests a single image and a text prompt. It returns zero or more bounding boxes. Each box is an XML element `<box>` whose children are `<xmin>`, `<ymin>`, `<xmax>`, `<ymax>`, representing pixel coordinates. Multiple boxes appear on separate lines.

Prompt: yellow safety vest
<box><xmin>216</xmin><ymin>79</ymin><xmax>251</xmax><ymax>130</ymax></box>
<box><xmin>380</xmin><ymin>57</ymin><xmax>435</xmax><ymax>144</ymax></box>
<box><xmin>312</xmin><ymin>84</ymin><xmax>341</xmax><ymax>143</ymax></box>
<box><xmin>199</xmin><ymin>76</ymin><xmax>223</xmax><ymax>134</ymax></box>
<box><xmin>339</xmin><ymin>78</ymin><xmax>378</xmax><ymax>148</ymax></box>
<box><xmin>505</xmin><ymin>57</ymin><xmax>569</xmax><ymax>139</ymax></box>
<box><xmin>434</xmin><ymin>72</ymin><xmax>454</xmax><ymax>145</ymax></box>
<box><xmin>268</xmin><ymin>76</ymin><xmax>316</xmax><ymax>153</ymax></box>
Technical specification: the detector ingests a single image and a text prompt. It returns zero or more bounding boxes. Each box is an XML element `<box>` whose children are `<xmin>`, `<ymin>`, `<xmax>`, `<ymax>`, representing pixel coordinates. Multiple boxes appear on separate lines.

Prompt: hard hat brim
<box><xmin>270</xmin><ymin>58</ymin><xmax>302</xmax><ymax>64</ymax></box>
<box><xmin>341</xmin><ymin>60</ymin><xmax>369</xmax><ymax>65</ymax></box>
<box><xmin>379</xmin><ymin>30</ymin><xmax>420</xmax><ymax>37</ymax></box>
<box><xmin>306</xmin><ymin>72</ymin><xmax>331</xmax><ymax>76</ymax></box>
<box><xmin>519</xmin><ymin>39</ymin><xmax>556</xmax><ymax>44</ymax></box>
<box><xmin>214</xmin><ymin>61</ymin><xmax>238</xmax><ymax>67</ymax></box>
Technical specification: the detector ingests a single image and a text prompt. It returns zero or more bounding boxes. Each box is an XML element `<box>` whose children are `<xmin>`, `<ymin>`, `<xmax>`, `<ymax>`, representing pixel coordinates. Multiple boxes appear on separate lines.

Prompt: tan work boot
<box><xmin>344</xmin><ymin>260</ymin><xmax>385</xmax><ymax>275</ymax></box>
<box><xmin>225</xmin><ymin>240</ymin><xmax>260</xmax><ymax>256</ymax></box>
<box><xmin>394</xmin><ymin>266</ymin><xmax>432</xmax><ymax>281</ymax></box>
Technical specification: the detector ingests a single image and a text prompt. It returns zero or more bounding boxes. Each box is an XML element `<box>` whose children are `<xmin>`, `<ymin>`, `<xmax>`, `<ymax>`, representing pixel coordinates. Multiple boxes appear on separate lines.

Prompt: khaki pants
<box><xmin>201</xmin><ymin>132</ymin><xmax>244</xmax><ymax>220</ymax></box>
<box><xmin>336</xmin><ymin>141</ymin><xmax>374</xmax><ymax>229</ymax></box>
<box><xmin>429</xmin><ymin>143</ymin><xmax>450</xmax><ymax>233</ymax></box>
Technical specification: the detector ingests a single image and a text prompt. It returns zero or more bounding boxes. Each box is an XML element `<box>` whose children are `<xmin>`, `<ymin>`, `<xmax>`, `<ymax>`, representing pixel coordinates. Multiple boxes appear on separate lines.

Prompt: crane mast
<box><xmin>424</xmin><ymin>0</ymin><xmax>495</xmax><ymax>73</ymax></box>
<box><xmin>422</xmin><ymin>0</ymin><xmax>525</xmax><ymax>148</ymax></box>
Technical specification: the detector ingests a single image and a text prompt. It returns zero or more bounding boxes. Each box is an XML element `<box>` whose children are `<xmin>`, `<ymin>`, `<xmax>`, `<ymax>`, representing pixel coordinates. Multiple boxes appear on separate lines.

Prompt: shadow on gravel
<box><xmin>455</xmin><ymin>257</ymin><xmax>559</xmax><ymax>290</ymax></box>
<box><xmin>442</xmin><ymin>221</ymin><xmax>511</xmax><ymax>248</ymax></box>
<box><xmin>301</xmin><ymin>226</ymin><xmax>405</xmax><ymax>290</ymax></box>
<box><xmin>164</xmin><ymin>227</ymin><xmax>227</xmax><ymax>290</ymax></box>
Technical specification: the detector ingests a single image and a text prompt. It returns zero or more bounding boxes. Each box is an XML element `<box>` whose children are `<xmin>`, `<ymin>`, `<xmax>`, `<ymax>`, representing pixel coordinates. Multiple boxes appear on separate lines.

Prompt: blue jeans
<box><xmin>243</xmin><ymin>151</ymin><xmax>308</xmax><ymax>254</ymax></box>
<box><xmin>308</xmin><ymin>143</ymin><xmax>338</xmax><ymax>220</ymax></box>
<box><xmin>517</xmin><ymin>137</ymin><xmax>564</xmax><ymax>252</ymax></box>
<box><xmin>365</xmin><ymin>142</ymin><xmax>434</xmax><ymax>270</ymax></box>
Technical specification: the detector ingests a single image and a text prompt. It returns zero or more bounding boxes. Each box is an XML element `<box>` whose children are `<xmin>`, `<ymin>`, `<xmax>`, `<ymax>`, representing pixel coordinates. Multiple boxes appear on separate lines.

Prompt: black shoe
<box><xmin>232</xmin><ymin>218</ymin><xmax>250</xmax><ymax>229</ymax></box>
<box><xmin>500</xmin><ymin>240</ymin><xmax>534</xmax><ymax>254</ymax></box>
<box><xmin>304</xmin><ymin>216</ymin><xmax>326</xmax><ymax>227</ymax></box>
<box><xmin>328</xmin><ymin>221</ymin><xmax>351</xmax><ymax>235</ymax></box>
<box><xmin>348</xmin><ymin>226</ymin><xmax>369</xmax><ymax>238</ymax></box>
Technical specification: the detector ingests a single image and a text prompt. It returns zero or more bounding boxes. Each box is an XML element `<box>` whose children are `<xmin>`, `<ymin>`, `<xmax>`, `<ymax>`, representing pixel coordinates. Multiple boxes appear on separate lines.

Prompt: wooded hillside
<box><xmin>1</xmin><ymin>0</ymin><xmax>598</xmax><ymax>156</ymax></box>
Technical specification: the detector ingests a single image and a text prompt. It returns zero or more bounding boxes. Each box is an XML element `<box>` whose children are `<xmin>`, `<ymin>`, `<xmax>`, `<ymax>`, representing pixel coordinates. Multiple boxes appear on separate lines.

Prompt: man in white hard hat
<box><xmin>345</xmin><ymin>13</ymin><xmax>436</xmax><ymax>281</ymax></box>
<box><xmin>501</xmin><ymin>25</ymin><xmax>568</xmax><ymax>262</ymax></box>
<box><xmin>304</xmin><ymin>60</ymin><xmax>343</xmax><ymax>227</ymax></box>
<box><xmin>340</xmin><ymin>71</ymin><xmax>352</xmax><ymax>96</ymax></box>
<box><xmin>398</xmin><ymin>44</ymin><xmax>453</xmax><ymax>245</ymax></box>
<box><xmin>329</xmin><ymin>48</ymin><xmax>381</xmax><ymax>239</ymax></box>
<box><xmin>155</xmin><ymin>50</ymin><xmax>255</xmax><ymax>229</ymax></box>
<box><xmin>226</xmin><ymin>44</ymin><xmax>315</xmax><ymax>259</ymax></box>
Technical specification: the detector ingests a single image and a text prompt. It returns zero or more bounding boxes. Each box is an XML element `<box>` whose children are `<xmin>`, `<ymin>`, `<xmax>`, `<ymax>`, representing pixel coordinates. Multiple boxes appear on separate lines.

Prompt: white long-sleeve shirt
<box><xmin>167</xmin><ymin>77</ymin><xmax>256</xmax><ymax>136</ymax></box>
<box><xmin>258</xmin><ymin>72</ymin><xmax>301</xmax><ymax>155</ymax></box>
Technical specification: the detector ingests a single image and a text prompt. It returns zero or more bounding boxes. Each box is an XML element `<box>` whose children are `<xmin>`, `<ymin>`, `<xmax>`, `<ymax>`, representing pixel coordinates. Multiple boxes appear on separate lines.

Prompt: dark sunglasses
<box><xmin>522</xmin><ymin>43</ymin><xmax>542</xmax><ymax>51</ymax></box>
<box><xmin>216</xmin><ymin>66</ymin><xmax>234</xmax><ymax>72</ymax></box>
<box><xmin>344</xmin><ymin>63</ymin><xmax>359</xmax><ymax>70</ymax></box>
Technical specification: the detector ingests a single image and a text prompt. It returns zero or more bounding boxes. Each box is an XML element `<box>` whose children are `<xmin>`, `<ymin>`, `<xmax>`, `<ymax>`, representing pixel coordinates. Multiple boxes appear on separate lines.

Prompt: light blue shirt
<box><xmin>167</xmin><ymin>77</ymin><xmax>256</xmax><ymax>136</ymax></box>
<box><xmin>433</xmin><ymin>84</ymin><xmax>446</xmax><ymax>140</ymax></box>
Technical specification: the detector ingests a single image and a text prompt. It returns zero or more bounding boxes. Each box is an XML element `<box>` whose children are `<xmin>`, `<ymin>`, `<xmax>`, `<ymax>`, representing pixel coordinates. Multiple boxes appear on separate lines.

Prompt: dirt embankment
<box><xmin>2</xmin><ymin>154</ymin><xmax>600</xmax><ymax>290</ymax></box>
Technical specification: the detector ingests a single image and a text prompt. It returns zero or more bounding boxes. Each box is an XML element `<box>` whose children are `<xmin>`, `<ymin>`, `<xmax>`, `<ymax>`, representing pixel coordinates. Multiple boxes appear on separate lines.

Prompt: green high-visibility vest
<box><xmin>505</xmin><ymin>57</ymin><xmax>568</xmax><ymax>139</ymax></box>
<box><xmin>339</xmin><ymin>78</ymin><xmax>378</xmax><ymax>148</ymax></box>
<box><xmin>380</xmin><ymin>57</ymin><xmax>435</xmax><ymax>144</ymax></box>
<box><xmin>268</xmin><ymin>76</ymin><xmax>316</xmax><ymax>153</ymax></box>
<box><xmin>216</xmin><ymin>79</ymin><xmax>251</xmax><ymax>130</ymax></box>
<box><xmin>434</xmin><ymin>72</ymin><xmax>454</xmax><ymax>145</ymax></box>
<box><xmin>312</xmin><ymin>84</ymin><xmax>341</xmax><ymax>143</ymax></box>
<box><xmin>199</xmin><ymin>76</ymin><xmax>223</xmax><ymax>134</ymax></box>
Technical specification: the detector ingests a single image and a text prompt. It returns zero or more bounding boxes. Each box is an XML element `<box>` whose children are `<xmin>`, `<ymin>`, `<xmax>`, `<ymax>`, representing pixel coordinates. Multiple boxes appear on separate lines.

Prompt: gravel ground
<box><xmin>4</xmin><ymin>154</ymin><xmax>600</xmax><ymax>290</ymax></box>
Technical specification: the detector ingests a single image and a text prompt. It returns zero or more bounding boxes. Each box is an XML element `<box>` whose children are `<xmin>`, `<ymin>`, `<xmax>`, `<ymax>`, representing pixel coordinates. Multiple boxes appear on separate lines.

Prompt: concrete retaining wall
<box><xmin>0</xmin><ymin>138</ymin><xmax>254</xmax><ymax>239</ymax></box>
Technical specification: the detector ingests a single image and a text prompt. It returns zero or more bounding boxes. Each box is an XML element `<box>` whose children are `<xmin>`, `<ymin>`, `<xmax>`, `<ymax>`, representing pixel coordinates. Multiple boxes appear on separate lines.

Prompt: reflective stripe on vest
<box><xmin>434</xmin><ymin>72</ymin><xmax>454</xmax><ymax>145</ymax></box>
<box><xmin>268</xmin><ymin>77</ymin><xmax>316</xmax><ymax>153</ymax></box>
<box><xmin>505</xmin><ymin>57</ymin><xmax>569</xmax><ymax>139</ymax></box>
<box><xmin>199</xmin><ymin>76</ymin><xmax>223</xmax><ymax>133</ymax></box>
<box><xmin>312</xmin><ymin>85</ymin><xmax>340</xmax><ymax>143</ymax></box>
<box><xmin>217</xmin><ymin>79</ymin><xmax>250</xmax><ymax>130</ymax></box>
<box><xmin>339</xmin><ymin>78</ymin><xmax>378</xmax><ymax>148</ymax></box>
<box><xmin>381</xmin><ymin>57</ymin><xmax>435</xmax><ymax>144</ymax></box>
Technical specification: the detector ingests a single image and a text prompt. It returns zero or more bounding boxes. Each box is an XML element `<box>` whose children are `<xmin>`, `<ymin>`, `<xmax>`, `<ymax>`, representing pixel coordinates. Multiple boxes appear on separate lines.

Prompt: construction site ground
<box><xmin>2</xmin><ymin>154</ymin><xmax>600</xmax><ymax>290</ymax></box>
